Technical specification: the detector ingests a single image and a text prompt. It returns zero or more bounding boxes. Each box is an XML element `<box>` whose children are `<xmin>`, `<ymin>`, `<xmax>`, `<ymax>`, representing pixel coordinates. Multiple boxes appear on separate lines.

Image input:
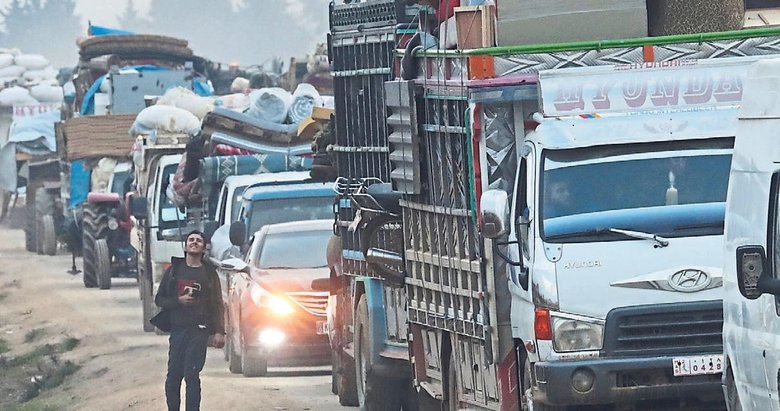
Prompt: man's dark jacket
<box><xmin>154</xmin><ymin>256</ymin><xmax>225</xmax><ymax>335</ymax></box>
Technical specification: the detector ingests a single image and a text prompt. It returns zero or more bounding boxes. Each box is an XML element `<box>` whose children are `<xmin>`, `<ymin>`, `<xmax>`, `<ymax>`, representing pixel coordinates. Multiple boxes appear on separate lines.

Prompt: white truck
<box><xmin>722</xmin><ymin>58</ymin><xmax>780</xmax><ymax>411</ymax></box>
<box><xmin>129</xmin><ymin>137</ymin><xmax>186</xmax><ymax>332</ymax></box>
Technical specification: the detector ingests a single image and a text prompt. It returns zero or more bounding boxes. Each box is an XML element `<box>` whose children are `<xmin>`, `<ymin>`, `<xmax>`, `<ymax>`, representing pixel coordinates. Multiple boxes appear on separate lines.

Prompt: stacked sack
<box><xmin>0</xmin><ymin>49</ymin><xmax>63</xmax><ymax>107</ymax></box>
<box><xmin>246</xmin><ymin>83</ymin><xmax>328</xmax><ymax>126</ymax></box>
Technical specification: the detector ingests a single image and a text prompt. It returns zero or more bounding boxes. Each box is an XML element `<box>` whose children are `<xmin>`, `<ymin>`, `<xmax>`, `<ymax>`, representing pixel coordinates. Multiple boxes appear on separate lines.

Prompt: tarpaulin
<box><xmin>69</xmin><ymin>160</ymin><xmax>90</xmax><ymax>209</ymax></box>
<box><xmin>88</xmin><ymin>25</ymin><xmax>135</xmax><ymax>36</ymax></box>
<box><xmin>8</xmin><ymin>109</ymin><xmax>59</xmax><ymax>153</ymax></box>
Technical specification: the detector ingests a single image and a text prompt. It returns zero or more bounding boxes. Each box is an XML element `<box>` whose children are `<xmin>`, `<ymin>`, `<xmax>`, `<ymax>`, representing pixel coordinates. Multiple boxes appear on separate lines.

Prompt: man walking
<box><xmin>155</xmin><ymin>230</ymin><xmax>225</xmax><ymax>411</ymax></box>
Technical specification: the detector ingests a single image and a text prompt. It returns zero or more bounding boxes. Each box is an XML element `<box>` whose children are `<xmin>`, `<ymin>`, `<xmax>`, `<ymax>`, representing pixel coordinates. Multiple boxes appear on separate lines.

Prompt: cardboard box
<box><xmin>496</xmin><ymin>0</ymin><xmax>648</xmax><ymax>46</ymax></box>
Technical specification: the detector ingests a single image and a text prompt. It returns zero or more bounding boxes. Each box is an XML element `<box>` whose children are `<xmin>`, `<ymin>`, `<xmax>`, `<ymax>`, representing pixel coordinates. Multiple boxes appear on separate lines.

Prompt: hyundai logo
<box><xmin>668</xmin><ymin>269</ymin><xmax>711</xmax><ymax>292</ymax></box>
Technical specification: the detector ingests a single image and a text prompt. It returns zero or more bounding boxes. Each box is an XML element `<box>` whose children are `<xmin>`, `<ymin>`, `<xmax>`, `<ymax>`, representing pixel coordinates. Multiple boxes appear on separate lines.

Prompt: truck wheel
<box><xmin>725</xmin><ymin>364</ymin><xmax>743</xmax><ymax>411</ymax></box>
<box><xmin>40</xmin><ymin>214</ymin><xmax>57</xmax><ymax>256</ymax></box>
<box><xmin>95</xmin><ymin>239</ymin><xmax>112</xmax><ymax>290</ymax></box>
<box><xmin>336</xmin><ymin>350</ymin><xmax>358</xmax><ymax>405</ymax></box>
<box><xmin>355</xmin><ymin>294</ymin><xmax>404</xmax><ymax>410</ymax></box>
<box><xmin>24</xmin><ymin>204</ymin><xmax>36</xmax><ymax>252</ymax></box>
<box><xmin>521</xmin><ymin>355</ymin><xmax>561</xmax><ymax>411</ymax></box>
<box><xmin>140</xmin><ymin>270</ymin><xmax>155</xmax><ymax>332</ymax></box>
<box><xmin>227</xmin><ymin>327</ymin><xmax>242</xmax><ymax>374</ymax></box>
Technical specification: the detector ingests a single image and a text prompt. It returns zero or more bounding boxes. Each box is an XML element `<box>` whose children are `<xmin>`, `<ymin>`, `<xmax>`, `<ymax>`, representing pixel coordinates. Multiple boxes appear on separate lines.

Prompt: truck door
<box><xmin>508</xmin><ymin>146</ymin><xmax>536</xmax><ymax>342</ymax></box>
<box><xmin>763</xmin><ymin>173</ymin><xmax>780</xmax><ymax>410</ymax></box>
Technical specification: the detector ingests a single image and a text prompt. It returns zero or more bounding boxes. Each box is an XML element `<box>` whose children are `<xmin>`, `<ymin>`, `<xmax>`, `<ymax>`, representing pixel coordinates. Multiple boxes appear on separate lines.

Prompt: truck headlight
<box><xmin>552</xmin><ymin>316</ymin><xmax>604</xmax><ymax>352</ymax></box>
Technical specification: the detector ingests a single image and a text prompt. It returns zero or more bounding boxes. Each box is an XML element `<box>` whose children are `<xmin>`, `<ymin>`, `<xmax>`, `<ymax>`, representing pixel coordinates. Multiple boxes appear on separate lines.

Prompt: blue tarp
<box><xmin>69</xmin><ymin>160</ymin><xmax>91</xmax><ymax>209</ymax></box>
<box><xmin>193</xmin><ymin>79</ymin><xmax>214</xmax><ymax>97</ymax></box>
<box><xmin>88</xmin><ymin>25</ymin><xmax>135</xmax><ymax>36</ymax></box>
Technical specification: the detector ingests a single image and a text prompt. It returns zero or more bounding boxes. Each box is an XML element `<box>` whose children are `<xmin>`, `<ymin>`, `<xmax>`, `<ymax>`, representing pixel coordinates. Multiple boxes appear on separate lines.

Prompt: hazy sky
<box><xmin>0</xmin><ymin>0</ymin><xmax>329</xmax><ymax>67</ymax></box>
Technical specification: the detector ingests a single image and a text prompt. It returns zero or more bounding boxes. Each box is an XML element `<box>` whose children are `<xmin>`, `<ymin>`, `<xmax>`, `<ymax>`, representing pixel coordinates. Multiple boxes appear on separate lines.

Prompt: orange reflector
<box><xmin>534</xmin><ymin>308</ymin><xmax>552</xmax><ymax>341</ymax></box>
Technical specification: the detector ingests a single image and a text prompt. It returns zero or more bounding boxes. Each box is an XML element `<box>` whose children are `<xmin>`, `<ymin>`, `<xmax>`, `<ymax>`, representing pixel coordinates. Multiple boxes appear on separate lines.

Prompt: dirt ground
<box><xmin>0</xmin><ymin>222</ymin><xmax>348</xmax><ymax>411</ymax></box>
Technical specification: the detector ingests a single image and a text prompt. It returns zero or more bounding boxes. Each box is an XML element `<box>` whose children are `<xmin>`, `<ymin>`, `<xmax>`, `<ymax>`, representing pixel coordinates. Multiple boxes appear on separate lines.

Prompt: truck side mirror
<box><xmin>311</xmin><ymin>278</ymin><xmax>330</xmax><ymax>292</ymax></box>
<box><xmin>480</xmin><ymin>190</ymin><xmax>509</xmax><ymax>239</ymax></box>
<box><xmin>229</xmin><ymin>221</ymin><xmax>246</xmax><ymax>247</ymax></box>
<box><xmin>734</xmin><ymin>245</ymin><xmax>780</xmax><ymax>299</ymax></box>
<box><xmin>130</xmin><ymin>195</ymin><xmax>148</xmax><ymax>220</ymax></box>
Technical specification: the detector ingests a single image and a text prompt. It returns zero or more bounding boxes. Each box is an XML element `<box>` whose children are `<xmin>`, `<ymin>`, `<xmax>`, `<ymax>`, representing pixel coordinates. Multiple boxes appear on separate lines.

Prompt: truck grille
<box><xmin>286</xmin><ymin>292</ymin><xmax>328</xmax><ymax>317</ymax></box>
<box><xmin>602</xmin><ymin>301</ymin><xmax>723</xmax><ymax>357</ymax></box>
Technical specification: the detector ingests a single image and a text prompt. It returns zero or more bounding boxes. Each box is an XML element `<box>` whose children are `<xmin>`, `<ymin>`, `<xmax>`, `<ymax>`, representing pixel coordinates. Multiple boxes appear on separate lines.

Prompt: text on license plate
<box><xmin>672</xmin><ymin>354</ymin><xmax>723</xmax><ymax>377</ymax></box>
<box><xmin>316</xmin><ymin>321</ymin><xmax>328</xmax><ymax>335</ymax></box>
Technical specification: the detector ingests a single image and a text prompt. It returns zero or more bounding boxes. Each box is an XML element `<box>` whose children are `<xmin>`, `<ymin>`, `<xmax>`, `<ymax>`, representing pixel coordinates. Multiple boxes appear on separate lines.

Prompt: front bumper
<box><xmin>242</xmin><ymin>309</ymin><xmax>330</xmax><ymax>366</ymax></box>
<box><xmin>532</xmin><ymin>355</ymin><xmax>723</xmax><ymax>406</ymax></box>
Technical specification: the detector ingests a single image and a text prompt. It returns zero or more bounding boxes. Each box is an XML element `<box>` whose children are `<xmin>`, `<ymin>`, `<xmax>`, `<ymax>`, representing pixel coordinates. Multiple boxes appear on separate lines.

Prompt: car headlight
<box><xmin>552</xmin><ymin>316</ymin><xmax>604</xmax><ymax>352</ymax></box>
<box><xmin>108</xmin><ymin>218</ymin><xmax>119</xmax><ymax>230</ymax></box>
<box><xmin>249</xmin><ymin>286</ymin><xmax>294</xmax><ymax>315</ymax></box>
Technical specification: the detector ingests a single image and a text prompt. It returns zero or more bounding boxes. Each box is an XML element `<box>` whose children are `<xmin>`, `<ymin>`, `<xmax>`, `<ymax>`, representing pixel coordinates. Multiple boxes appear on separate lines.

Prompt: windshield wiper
<box><xmin>607</xmin><ymin>228</ymin><xmax>669</xmax><ymax>248</ymax></box>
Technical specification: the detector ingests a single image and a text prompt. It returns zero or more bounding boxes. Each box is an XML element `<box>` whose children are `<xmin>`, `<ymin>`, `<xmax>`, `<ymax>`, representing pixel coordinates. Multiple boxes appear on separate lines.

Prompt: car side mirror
<box><xmin>229</xmin><ymin>220</ymin><xmax>246</xmax><ymax>247</ymax></box>
<box><xmin>311</xmin><ymin>278</ymin><xmax>330</xmax><ymax>292</ymax></box>
<box><xmin>480</xmin><ymin>190</ymin><xmax>509</xmax><ymax>239</ymax></box>
<box><xmin>220</xmin><ymin>257</ymin><xmax>249</xmax><ymax>273</ymax></box>
<box><xmin>735</xmin><ymin>245</ymin><xmax>780</xmax><ymax>299</ymax></box>
<box><xmin>130</xmin><ymin>195</ymin><xmax>148</xmax><ymax>220</ymax></box>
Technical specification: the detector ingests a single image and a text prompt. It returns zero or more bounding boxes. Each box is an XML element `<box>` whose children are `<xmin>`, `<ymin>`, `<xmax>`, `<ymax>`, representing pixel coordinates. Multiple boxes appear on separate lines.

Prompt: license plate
<box><xmin>316</xmin><ymin>321</ymin><xmax>328</xmax><ymax>335</ymax></box>
<box><xmin>672</xmin><ymin>354</ymin><xmax>723</xmax><ymax>376</ymax></box>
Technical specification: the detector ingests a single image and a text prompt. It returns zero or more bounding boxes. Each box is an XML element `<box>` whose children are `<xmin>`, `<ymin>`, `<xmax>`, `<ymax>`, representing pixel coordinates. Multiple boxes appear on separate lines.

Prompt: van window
<box><xmin>541</xmin><ymin>138</ymin><xmax>733</xmax><ymax>243</ymax></box>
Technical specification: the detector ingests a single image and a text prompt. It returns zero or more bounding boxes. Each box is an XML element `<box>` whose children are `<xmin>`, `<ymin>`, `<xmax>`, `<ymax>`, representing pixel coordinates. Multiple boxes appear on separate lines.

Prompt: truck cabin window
<box><xmin>160</xmin><ymin>163</ymin><xmax>185</xmax><ymax>225</ymax></box>
<box><xmin>541</xmin><ymin>139</ymin><xmax>733</xmax><ymax>243</ymax></box>
<box><xmin>247</xmin><ymin>196</ymin><xmax>333</xmax><ymax>236</ymax></box>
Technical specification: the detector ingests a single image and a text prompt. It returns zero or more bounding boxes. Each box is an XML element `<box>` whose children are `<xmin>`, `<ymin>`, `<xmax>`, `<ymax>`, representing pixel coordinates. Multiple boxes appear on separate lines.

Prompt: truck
<box><xmin>327</xmin><ymin>1</ymin><xmax>780</xmax><ymax>409</ymax></box>
<box><xmin>722</xmin><ymin>57</ymin><xmax>780</xmax><ymax>411</ymax></box>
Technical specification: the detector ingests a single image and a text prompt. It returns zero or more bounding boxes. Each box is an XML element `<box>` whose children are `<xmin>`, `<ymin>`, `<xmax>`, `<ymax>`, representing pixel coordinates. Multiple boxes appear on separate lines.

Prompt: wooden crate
<box><xmin>454</xmin><ymin>5</ymin><xmax>496</xmax><ymax>50</ymax></box>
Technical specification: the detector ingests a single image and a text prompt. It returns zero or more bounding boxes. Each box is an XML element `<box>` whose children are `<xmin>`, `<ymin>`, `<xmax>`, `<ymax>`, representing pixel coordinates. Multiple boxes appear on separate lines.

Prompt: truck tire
<box><xmin>336</xmin><ymin>349</ymin><xmax>358</xmax><ymax>406</ymax></box>
<box><xmin>140</xmin><ymin>260</ymin><xmax>155</xmax><ymax>332</ymax></box>
<box><xmin>355</xmin><ymin>294</ymin><xmax>405</xmax><ymax>410</ymax></box>
<box><xmin>521</xmin><ymin>354</ymin><xmax>562</xmax><ymax>411</ymax></box>
<box><xmin>34</xmin><ymin>188</ymin><xmax>54</xmax><ymax>255</ymax></box>
<box><xmin>95</xmin><ymin>238</ymin><xmax>112</xmax><ymax>290</ymax></box>
<box><xmin>24</xmin><ymin>204</ymin><xmax>36</xmax><ymax>252</ymax></box>
<box><xmin>40</xmin><ymin>214</ymin><xmax>57</xmax><ymax>256</ymax></box>
<box><xmin>82</xmin><ymin>203</ymin><xmax>109</xmax><ymax>288</ymax></box>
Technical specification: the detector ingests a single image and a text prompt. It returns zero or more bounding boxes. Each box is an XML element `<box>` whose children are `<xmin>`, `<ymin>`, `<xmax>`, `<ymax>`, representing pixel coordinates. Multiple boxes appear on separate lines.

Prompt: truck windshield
<box><xmin>248</xmin><ymin>196</ymin><xmax>333</xmax><ymax>235</ymax></box>
<box><xmin>160</xmin><ymin>164</ymin><xmax>185</xmax><ymax>225</ymax></box>
<box><xmin>256</xmin><ymin>229</ymin><xmax>331</xmax><ymax>269</ymax></box>
<box><xmin>110</xmin><ymin>170</ymin><xmax>131</xmax><ymax>195</ymax></box>
<box><xmin>541</xmin><ymin>139</ymin><xmax>733</xmax><ymax>243</ymax></box>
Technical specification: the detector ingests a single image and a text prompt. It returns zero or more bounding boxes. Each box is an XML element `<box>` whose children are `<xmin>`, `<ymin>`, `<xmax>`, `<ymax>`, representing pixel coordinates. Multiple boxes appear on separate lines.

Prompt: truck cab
<box><xmin>723</xmin><ymin>57</ymin><xmax>780</xmax><ymax>411</ymax></box>
<box><xmin>481</xmin><ymin>59</ymin><xmax>751</xmax><ymax>409</ymax></box>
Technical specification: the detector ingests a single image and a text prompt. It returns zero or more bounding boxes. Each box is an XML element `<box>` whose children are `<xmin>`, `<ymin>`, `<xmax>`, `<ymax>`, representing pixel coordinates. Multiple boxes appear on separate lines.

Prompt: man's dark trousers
<box><xmin>166</xmin><ymin>326</ymin><xmax>209</xmax><ymax>411</ymax></box>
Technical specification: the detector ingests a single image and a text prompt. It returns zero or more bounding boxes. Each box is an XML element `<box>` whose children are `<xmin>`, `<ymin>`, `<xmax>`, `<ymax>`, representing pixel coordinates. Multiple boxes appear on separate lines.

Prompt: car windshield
<box><xmin>541</xmin><ymin>139</ymin><xmax>733</xmax><ymax>243</ymax></box>
<box><xmin>257</xmin><ymin>229</ymin><xmax>331</xmax><ymax>269</ymax></box>
<box><xmin>248</xmin><ymin>196</ymin><xmax>333</xmax><ymax>235</ymax></box>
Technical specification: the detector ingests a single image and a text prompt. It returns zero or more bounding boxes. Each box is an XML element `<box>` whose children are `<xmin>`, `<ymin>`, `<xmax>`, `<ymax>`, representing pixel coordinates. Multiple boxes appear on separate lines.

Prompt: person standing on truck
<box><xmin>155</xmin><ymin>230</ymin><xmax>225</xmax><ymax>411</ymax></box>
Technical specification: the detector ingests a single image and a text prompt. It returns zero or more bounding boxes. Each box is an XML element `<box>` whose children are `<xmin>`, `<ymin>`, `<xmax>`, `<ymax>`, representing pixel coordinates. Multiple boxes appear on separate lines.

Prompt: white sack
<box><xmin>30</xmin><ymin>84</ymin><xmax>63</xmax><ymax>103</ymax></box>
<box><xmin>288</xmin><ymin>83</ymin><xmax>323</xmax><ymax>124</ymax></box>
<box><xmin>0</xmin><ymin>54</ymin><xmax>14</xmax><ymax>69</ymax></box>
<box><xmin>14</xmin><ymin>54</ymin><xmax>49</xmax><ymax>70</ymax></box>
<box><xmin>90</xmin><ymin>157</ymin><xmax>118</xmax><ymax>194</ymax></box>
<box><xmin>99</xmin><ymin>77</ymin><xmax>111</xmax><ymax>93</ymax></box>
<box><xmin>248</xmin><ymin>87</ymin><xmax>292</xmax><ymax>124</ymax></box>
<box><xmin>23</xmin><ymin>66</ymin><xmax>58</xmax><ymax>82</ymax></box>
<box><xmin>230</xmin><ymin>77</ymin><xmax>249</xmax><ymax>93</ymax></box>
<box><xmin>0</xmin><ymin>65</ymin><xmax>25</xmax><ymax>78</ymax></box>
<box><xmin>0</xmin><ymin>86</ymin><xmax>38</xmax><ymax>106</ymax></box>
<box><xmin>156</xmin><ymin>86</ymin><xmax>214</xmax><ymax>119</ymax></box>
<box><xmin>134</xmin><ymin>105</ymin><xmax>200</xmax><ymax>134</ymax></box>
<box><xmin>215</xmin><ymin>93</ymin><xmax>249</xmax><ymax>111</ymax></box>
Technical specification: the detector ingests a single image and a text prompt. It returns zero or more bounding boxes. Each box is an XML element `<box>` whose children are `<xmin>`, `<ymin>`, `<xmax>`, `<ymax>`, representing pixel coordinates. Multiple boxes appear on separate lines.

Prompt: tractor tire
<box><xmin>34</xmin><ymin>187</ymin><xmax>55</xmax><ymax>255</ymax></box>
<box><xmin>40</xmin><ymin>214</ymin><xmax>57</xmax><ymax>256</ymax></box>
<box><xmin>95</xmin><ymin>239</ymin><xmax>112</xmax><ymax>290</ymax></box>
<box><xmin>24</xmin><ymin>204</ymin><xmax>36</xmax><ymax>252</ymax></box>
<box><xmin>82</xmin><ymin>203</ymin><xmax>109</xmax><ymax>288</ymax></box>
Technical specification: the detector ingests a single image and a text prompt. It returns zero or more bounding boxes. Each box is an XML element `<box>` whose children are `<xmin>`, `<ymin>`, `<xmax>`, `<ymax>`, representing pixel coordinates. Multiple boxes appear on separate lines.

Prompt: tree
<box><xmin>117</xmin><ymin>0</ymin><xmax>152</xmax><ymax>33</ymax></box>
<box><xmin>0</xmin><ymin>0</ymin><xmax>82</xmax><ymax>67</ymax></box>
